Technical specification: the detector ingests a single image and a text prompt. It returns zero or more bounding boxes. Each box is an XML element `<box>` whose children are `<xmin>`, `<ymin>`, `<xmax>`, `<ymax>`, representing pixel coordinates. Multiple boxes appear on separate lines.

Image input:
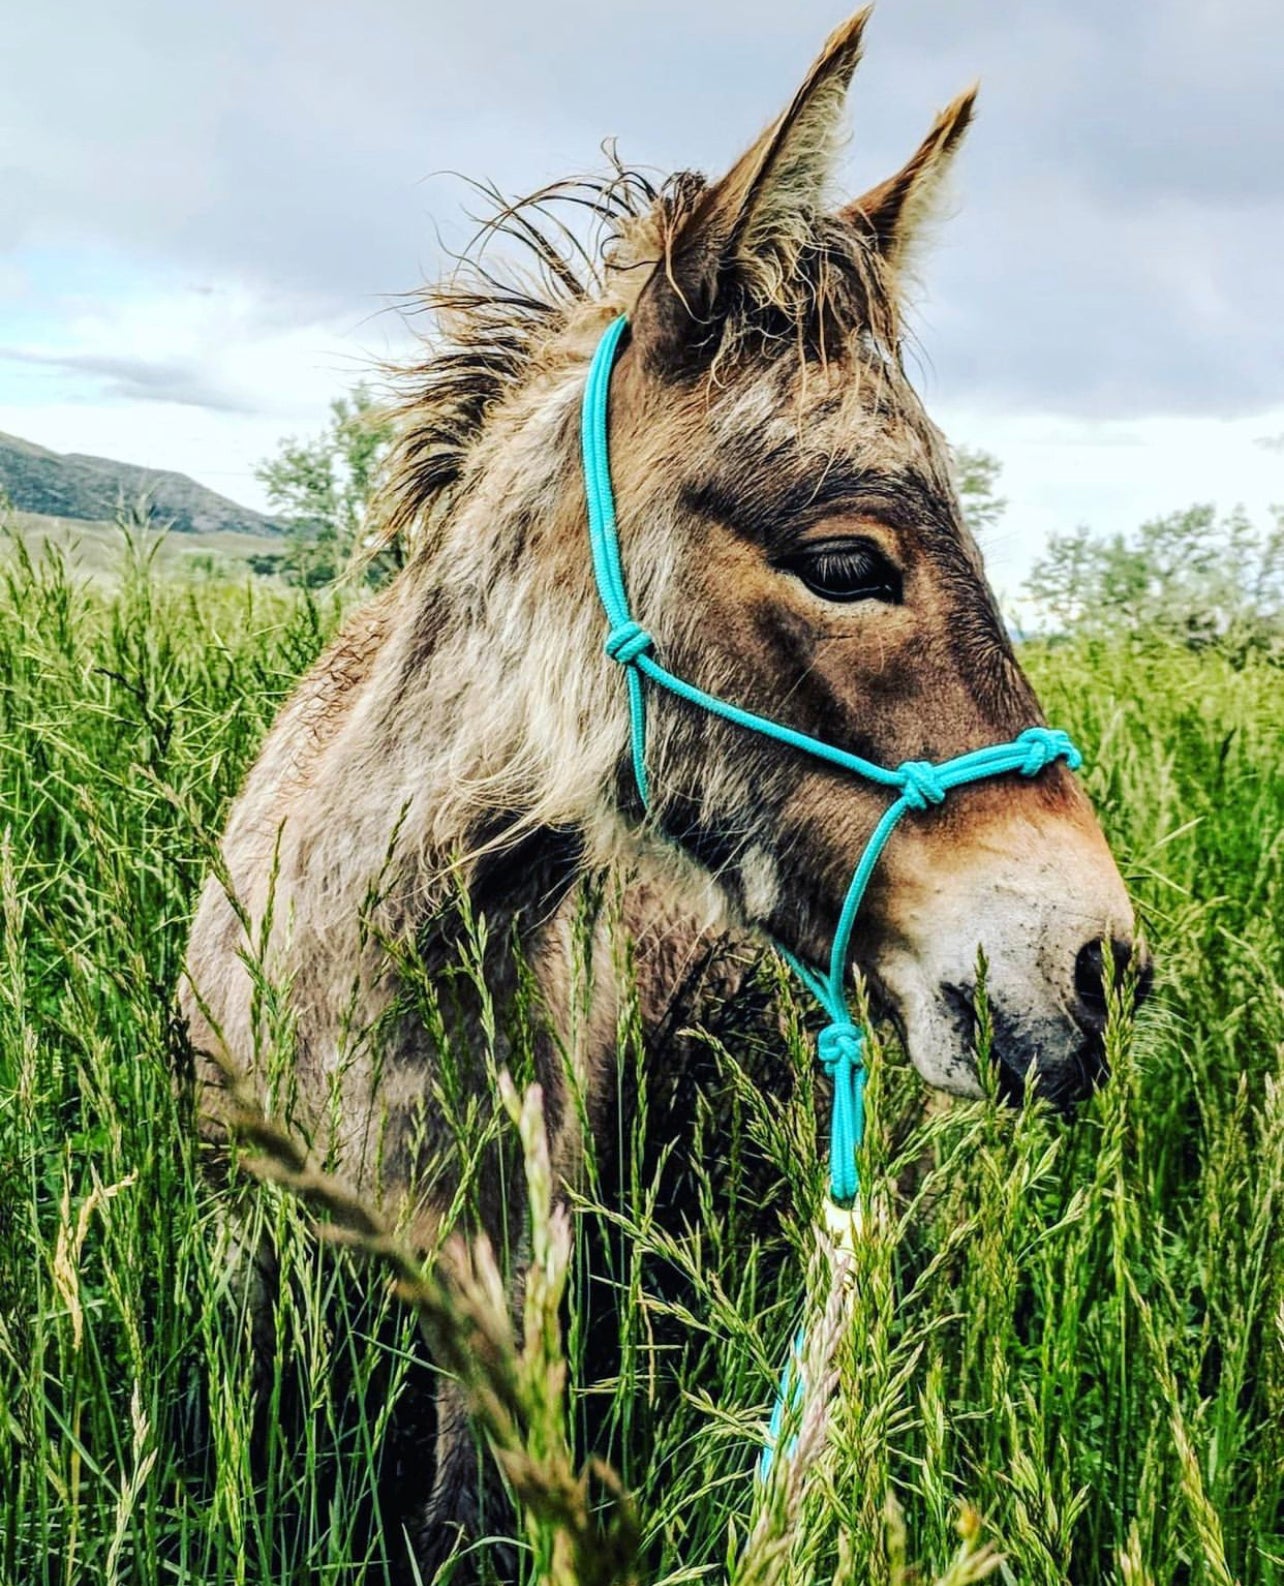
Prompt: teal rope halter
<box><xmin>580</xmin><ymin>313</ymin><xmax>1082</xmax><ymax>1472</ymax></box>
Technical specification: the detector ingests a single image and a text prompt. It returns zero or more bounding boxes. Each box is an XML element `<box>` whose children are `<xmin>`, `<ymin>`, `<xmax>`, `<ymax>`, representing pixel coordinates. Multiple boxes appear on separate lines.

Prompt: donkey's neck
<box><xmin>357</xmin><ymin>361</ymin><xmax>631</xmax><ymax>921</ymax></box>
<box><xmin>293</xmin><ymin>340</ymin><xmax>732</xmax><ymax>996</ymax></box>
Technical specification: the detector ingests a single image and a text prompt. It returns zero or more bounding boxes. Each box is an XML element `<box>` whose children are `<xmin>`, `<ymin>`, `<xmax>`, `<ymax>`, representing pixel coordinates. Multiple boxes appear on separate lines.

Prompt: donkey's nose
<box><xmin>1072</xmin><ymin>936</ymin><xmax>1152</xmax><ymax>1032</ymax></box>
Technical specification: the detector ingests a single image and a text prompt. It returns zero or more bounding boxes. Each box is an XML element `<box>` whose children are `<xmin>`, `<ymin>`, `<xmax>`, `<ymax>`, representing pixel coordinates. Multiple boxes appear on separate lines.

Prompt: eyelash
<box><xmin>777</xmin><ymin>539</ymin><xmax>903</xmax><ymax>604</ymax></box>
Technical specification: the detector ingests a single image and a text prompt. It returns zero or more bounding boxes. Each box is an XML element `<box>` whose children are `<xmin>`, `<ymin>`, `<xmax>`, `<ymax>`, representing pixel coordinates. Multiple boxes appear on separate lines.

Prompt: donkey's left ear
<box><xmin>841</xmin><ymin>86</ymin><xmax>977</xmax><ymax>268</ymax></box>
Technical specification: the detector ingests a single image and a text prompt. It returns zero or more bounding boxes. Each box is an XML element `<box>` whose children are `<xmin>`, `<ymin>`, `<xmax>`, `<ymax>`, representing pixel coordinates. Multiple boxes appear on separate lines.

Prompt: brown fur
<box><xmin>181</xmin><ymin>14</ymin><xmax>1135</xmax><ymax>1575</ymax></box>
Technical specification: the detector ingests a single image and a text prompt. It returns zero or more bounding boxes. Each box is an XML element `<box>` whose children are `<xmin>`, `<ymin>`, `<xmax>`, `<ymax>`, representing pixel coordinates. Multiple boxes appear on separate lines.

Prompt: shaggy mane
<box><xmin>377</xmin><ymin>155</ymin><xmax>901</xmax><ymax>550</ymax></box>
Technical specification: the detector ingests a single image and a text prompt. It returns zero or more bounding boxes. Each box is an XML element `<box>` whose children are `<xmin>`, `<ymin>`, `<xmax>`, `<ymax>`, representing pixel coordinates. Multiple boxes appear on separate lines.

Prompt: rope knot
<box><xmin>817</xmin><ymin>1020</ymin><xmax>863</xmax><ymax>1075</ymax></box>
<box><xmin>897</xmin><ymin>760</ymin><xmax>947</xmax><ymax>811</ymax></box>
<box><xmin>604</xmin><ymin>621</ymin><xmax>652</xmax><ymax>666</ymax></box>
<box><xmin>818</xmin><ymin>1020</ymin><xmax>864</xmax><ymax>1206</ymax></box>
<box><xmin>1015</xmin><ymin>726</ymin><xmax>1083</xmax><ymax>777</ymax></box>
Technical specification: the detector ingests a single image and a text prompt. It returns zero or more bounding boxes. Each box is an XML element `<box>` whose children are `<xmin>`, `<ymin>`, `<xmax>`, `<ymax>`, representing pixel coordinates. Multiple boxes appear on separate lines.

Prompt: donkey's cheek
<box><xmin>738</xmin><ymin>844</ymin><xmax>782</xmax><ymax>922</ymax></box>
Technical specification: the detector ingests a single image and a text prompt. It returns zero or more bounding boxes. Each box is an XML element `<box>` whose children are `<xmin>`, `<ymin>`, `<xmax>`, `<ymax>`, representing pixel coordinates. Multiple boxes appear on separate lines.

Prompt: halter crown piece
<box><xmin>580</xmin><ymin>315</ymin><xmax>1082</xmax><ymax>1476</ymax></box>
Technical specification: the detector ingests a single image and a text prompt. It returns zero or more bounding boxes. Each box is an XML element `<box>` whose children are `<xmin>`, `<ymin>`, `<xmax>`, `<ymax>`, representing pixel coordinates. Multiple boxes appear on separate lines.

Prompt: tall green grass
<box><xmin>0</xmin><ymin>533</ymin><xmax>1280</xmax><ymax>1585</ymax></box>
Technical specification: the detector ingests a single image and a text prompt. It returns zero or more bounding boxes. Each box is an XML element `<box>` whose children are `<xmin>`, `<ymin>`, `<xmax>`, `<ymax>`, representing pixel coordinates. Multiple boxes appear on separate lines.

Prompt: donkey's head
<box><xmin>390</xmin><ymin>10</ymin><xmax>1144</xmax><ymax>1107</ymax></box>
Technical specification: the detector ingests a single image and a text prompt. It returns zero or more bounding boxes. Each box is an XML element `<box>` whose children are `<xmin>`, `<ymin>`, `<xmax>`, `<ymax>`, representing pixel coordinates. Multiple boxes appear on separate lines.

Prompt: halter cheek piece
<box><xmin>581</xmin><ymin>314</ymin><xmax>1081</xmax><ymax>1469</ymax></box>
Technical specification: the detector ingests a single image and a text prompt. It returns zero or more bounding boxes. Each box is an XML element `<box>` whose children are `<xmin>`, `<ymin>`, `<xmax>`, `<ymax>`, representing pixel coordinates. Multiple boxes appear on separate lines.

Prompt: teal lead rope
<box><xmin>580</xmin><ymin>314</ymin><xmax>1083</xmax><ymax>1480</ymax></box>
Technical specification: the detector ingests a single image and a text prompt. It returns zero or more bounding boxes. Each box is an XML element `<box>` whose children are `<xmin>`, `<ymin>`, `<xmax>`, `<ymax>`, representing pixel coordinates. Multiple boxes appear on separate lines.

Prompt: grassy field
<box><xmin>0</xmin><ymin>532</ymin><xmax>1281</xmax><ymax>1586</ymax></box>
<box><xmin>3</xmin><ymin>510</ymin><xmax>285</xmax><ymax>585</ymax></box>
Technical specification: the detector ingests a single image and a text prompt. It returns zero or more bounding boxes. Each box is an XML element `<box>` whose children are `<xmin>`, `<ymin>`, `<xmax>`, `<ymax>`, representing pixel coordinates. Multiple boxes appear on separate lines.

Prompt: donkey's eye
<box><xmin>779</xmin><ymin>539</ymin><xmax>903</xmax><ymax>604</ymax></box>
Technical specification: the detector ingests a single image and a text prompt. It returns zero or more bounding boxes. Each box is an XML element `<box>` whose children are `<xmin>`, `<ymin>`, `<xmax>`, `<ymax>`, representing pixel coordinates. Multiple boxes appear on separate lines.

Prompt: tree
<box><xmin>1024</xmin><ymin>504</ymin><xmax>1284</xmax><ymax>656</ymax></box>
<box><xmin>953</xmin><ymin>446</ymin><xmax>1008</xmax><ymax>540</ymax></box>
<box><xmin>253</xmin><ymin>386</ymin><xmax>394</xmax><ymax>587</ymax></box>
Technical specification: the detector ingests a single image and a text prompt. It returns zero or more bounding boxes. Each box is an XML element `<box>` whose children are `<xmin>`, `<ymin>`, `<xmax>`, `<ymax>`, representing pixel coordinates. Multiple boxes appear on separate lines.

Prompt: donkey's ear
<box><xmin>633</xmin><ymin>7</ymin><xmax>872</xmax><ymax>376</ymax></box>
<box><xmin>840</xmin><ymin>86</ymin><xmax>977</xmax><ymax>269</ymax></box>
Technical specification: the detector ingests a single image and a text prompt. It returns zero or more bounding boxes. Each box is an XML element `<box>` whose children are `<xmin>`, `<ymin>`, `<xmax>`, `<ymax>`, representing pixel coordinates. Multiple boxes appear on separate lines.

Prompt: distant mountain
<box><xmin>0</xmin><ymin>431</ymin><xmax>284</xmax><ymax>537</ymax></box>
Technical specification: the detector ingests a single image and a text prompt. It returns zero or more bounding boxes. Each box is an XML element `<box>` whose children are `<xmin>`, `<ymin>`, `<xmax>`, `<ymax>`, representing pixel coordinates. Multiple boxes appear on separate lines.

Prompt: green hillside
<box><xmin>0</xmin><ymin>429</ymin><xmax>282</xmax><ymax>536</ymax></box>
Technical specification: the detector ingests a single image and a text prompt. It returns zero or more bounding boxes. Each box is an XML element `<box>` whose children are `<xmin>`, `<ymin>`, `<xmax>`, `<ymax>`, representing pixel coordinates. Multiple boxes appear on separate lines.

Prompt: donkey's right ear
<box><xmin>631</xmin><ymin>8</ymin><xmax>872</xmax><ymax>378</ymax></box>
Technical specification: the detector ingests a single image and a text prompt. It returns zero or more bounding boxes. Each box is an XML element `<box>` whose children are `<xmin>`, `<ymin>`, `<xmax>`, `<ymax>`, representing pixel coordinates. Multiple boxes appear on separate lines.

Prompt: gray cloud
<box><xmin>0</xmin><ymin>347</ymin><xmax>254</xmax><ymax>412</ymax></box>
<box><xmin>5</xmin><ymin>0</ymin><xmax>1282</xmax><ymax>418</ymax></box>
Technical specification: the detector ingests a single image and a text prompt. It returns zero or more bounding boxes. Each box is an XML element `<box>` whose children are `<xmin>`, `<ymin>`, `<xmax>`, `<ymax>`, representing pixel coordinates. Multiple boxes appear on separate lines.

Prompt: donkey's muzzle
<box><xmin>998</xmin><ymin>935</ymin><xmax>1152</xmax><ymax>1112</ymax></box>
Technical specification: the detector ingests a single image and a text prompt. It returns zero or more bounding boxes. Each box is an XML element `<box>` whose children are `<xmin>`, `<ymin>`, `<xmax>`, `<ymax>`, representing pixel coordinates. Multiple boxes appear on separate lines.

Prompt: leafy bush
<box><xmin>1025</xmin><ymin>504</ymin><xmax>1284</xmax><ymax>659</ymax></box>
<box><xmin>254</xmin><ymin>386</ymin><xmax>395</xmax><ymax>587</ymax></box>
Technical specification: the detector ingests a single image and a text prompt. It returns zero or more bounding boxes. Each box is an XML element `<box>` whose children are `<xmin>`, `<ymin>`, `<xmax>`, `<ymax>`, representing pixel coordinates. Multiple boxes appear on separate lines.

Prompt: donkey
<box><xmin>181</xmin><ymin>8</ymin><xmax>1142</xmax><ymax>1573</ymax></box>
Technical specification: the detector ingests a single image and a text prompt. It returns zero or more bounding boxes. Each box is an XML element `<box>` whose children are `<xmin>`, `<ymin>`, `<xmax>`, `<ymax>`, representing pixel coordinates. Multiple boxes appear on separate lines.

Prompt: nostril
<box><xmin>1074</xmin><ymin>936</ymin><xmax>1148</xmax><ymax>1028</ymax></box>
<box><xmin>1074</xmin><ymin>939</ymin><xmax>1109</xmax><ymax>1028</ymax></box>
<box><xmin>1134</xmin><ymin>953</ymin><xmax>1155</xmax><ymax>1008</ymax></box>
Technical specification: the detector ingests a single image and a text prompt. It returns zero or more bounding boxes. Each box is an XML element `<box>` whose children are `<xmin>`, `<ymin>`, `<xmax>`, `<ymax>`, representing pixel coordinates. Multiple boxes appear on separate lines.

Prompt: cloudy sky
<box><xmin>3</xmin><ymin>0</ymin><xmax>1281</xmax><ymax>592</ymax></box>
